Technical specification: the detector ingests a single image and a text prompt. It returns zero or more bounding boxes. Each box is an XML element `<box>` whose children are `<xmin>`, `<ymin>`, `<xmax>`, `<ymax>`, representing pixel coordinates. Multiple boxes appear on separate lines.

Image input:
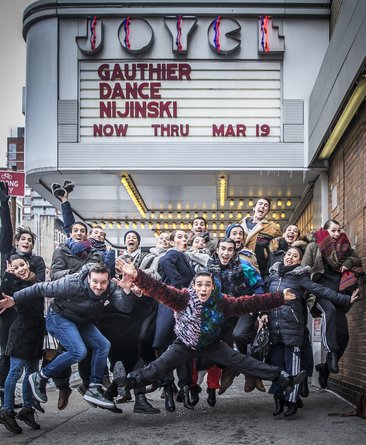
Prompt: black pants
<box><xmin>129</xmin><ymin>339</ymin><xmax>281</xmax><ymax>388</ymax></box>
<box><xmin>232</xmin><ymin>313</ymin><xmax>258</xmax><ymax>354</ymax></box>
<box><xmin>316</xmin><ymin>298</ymin><xmax>349</xmax><ymax>358</ymax></box>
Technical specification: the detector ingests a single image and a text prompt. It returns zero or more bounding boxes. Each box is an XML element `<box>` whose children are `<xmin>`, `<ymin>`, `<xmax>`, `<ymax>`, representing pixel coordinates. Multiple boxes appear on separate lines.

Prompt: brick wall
<box><xmin>327</xmin><ymin>101</ymin><xmax>366</xmax><ymax>404</ymax></box>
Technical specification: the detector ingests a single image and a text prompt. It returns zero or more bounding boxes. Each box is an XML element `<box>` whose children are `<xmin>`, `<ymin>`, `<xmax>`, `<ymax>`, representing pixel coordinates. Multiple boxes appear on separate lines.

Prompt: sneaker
<box><xmin>78</xmin><ymin>384</ymin><xmax>97</xmax><ymax>408</ymax></box>
<box><xmin>0</xmin><ymin>410</ymin><xmax>22</xmax><ymax>434</ymax></box>
<box><xmin>83</xmin><ymin>385</ymin><xmax>115</xmax><ymax>409</ymax></box>
<box><xmin>17</xmin><ymin>407</ymin><xmax>40</xmax><ymax>430</ymax></box>
<box><xmin>29</xmin><ymin>371</ymin><xmax>48</xmax><ymax>403</ymax></box>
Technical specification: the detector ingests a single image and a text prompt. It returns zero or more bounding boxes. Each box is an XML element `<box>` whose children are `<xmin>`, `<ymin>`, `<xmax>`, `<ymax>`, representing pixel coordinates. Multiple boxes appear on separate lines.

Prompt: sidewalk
<box><xmin>1</xmin><ymin>376</ymin><xmax>366</xmax><ymax>444</ymax></box>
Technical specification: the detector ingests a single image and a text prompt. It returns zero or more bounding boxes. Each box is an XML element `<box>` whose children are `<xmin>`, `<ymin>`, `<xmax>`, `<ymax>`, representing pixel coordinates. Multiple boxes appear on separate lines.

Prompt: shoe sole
<box><xmin>28</xmin><ymin>375</ymin><xmax>48</xmax><ymax>404</ymax></box>
<box><xmin>113</xmin><ymin>361</ymin><xmax>127</xmax><ymax>387</ymax></box>
<box><xmin>133</xmin><ymin>408</ymin><xmax>161</xmax><ymax>414</ymax></box>
<box><xmin>83</xmin><ymin>394</ymin><xmax>114</xmax><ymax>409</ymax></box>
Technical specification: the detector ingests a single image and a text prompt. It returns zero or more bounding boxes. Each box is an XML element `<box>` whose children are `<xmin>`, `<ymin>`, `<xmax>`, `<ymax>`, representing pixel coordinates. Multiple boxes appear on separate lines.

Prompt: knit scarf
<box><xmin>315</xmin><ymin>228</ymin><xmax>362</xmax><ymax>291</ymax></box>
<box><xmin>89</xmin><ymin>237</ymin><xmax>107</xmax><ymax>251</ymax></box>
<box><xmin>66</xmin><ymin>238</ymin><xmax>92</xmax><ymax>259</ymax></box>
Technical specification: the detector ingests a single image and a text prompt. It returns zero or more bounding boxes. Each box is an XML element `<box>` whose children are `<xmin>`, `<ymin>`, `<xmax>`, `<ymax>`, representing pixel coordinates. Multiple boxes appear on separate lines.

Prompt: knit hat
<box><xmin>225</xmin><ymin>223</ymin><xmax>244</xmax><ymax>238</ymax></box>
<box><xmin>124</xmin><ymin>230</ymin><xmax>141</xmax><ymax>245</ymax></box>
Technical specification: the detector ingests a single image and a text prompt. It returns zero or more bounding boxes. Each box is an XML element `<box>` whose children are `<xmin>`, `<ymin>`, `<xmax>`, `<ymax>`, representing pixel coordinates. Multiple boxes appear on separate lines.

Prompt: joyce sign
<box><xmin>80</xmin><ymin>60</ymin><xmax>280</xmax><ymax>142</ymax></box>
<box><xmin>0</xmin><ymin>171</ymin><xmax>26</xmax><ymax>197</ymax></box>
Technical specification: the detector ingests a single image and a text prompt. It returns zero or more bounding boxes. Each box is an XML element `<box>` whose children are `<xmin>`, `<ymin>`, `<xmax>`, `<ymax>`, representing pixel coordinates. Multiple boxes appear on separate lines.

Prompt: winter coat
<box><xmin>13</xmin><ymin>265</ymin><xmax>135</xmax><ymax>325</ymax></box>
<box><xmin>159</xmin><ymin>249</ymin><xmax>195</xmax><ymax>289</ymax></box>
<box><xmin>3</xmin><ymin>272</ymin><xmax>44</xmax><ymax>360</ymax></box>
<box><xmin>267</xmin><ymin>263</ymin><xmax>351</xmax><ymax>347</ymax></box>
<box><xmin>0</xmin><ymin>203</ymin><xmax>46</xmax><ymax>281</ymax></box>
<box><xmin>301</xmin><ymin>241</ymin><xmax>362</xmax><ymax>285</ymax></box>
<box><xmin>238</xmin><ymin>216</ymin><xmax>281</xmax><ymax>276</ymax></box>
<box><xmin>134</xmin><ymin>269</ymin><xmax>284</xmax><ymax>350</ymax></box>
<box><xmin>50</xmin><ymin>244</ymin><xmax>103</xmax><ymax>280</ymax></box>
<box><xmin>60</xmin><ymin>201</ymin><xmax>116</xmax><ymax>274</ymax></box>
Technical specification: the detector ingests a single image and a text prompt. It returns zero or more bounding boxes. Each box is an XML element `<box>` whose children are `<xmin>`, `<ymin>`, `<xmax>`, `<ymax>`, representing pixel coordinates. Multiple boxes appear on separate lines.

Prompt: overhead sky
<box><xmin>0</xmin><ymin>0</ymin><xmax>34</xmax><ymax>167</ymax></box>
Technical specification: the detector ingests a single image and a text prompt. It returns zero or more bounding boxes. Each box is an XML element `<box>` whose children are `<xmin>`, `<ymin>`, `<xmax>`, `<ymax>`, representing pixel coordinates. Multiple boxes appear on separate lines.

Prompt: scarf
<box><xmin>278</xmin><ymin>263</ymin><xmax>299</xmax><ymax>277</ymax></box>
<box><xmin>315</xmin><ymin>228</ymin><xmax>363</xmax><ymax>291</ymax></box>
<box><xmin>89</xmin><ymin>237</ymin><xmax>107</xmax><ymax>251</ymax></box>
<box><xmin>66</xmin><ymin>238</ymin><xmax>92</xmax><ymax>259</ymax></box>
<box><xmin>15</xmin><ymin>249</ymin><xmax>33</xmax><ymax>259</ymax></box>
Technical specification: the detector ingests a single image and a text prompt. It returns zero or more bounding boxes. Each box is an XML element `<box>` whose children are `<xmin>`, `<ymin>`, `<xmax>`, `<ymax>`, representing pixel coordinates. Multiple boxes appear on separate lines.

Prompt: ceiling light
<box><xmin>121</xmin><ymin>175</ymin><xmax>148</xmax><ymax>218</ymax></box>
<box><xmin>248</xmin><ymin>199</ymin><xmax>254</xmax><ymax>207</ymax></box>
<box><xmin>185</xmin><ymin>212</ymin><xmax>190</xmax><ymax>219</ymax></box>
<box><xmin>229</xmin><ymin>199</ymin><xmax>234</xmax><ymax>207</ymax></box>
<box><xmin>272</xmin><ymin>212</ymin><xmax>278</xmax><ymax>219</ymax></box>
<box><xmin>100</xmin><ymin>221</ymin><xmax>106</xmax><ymax>229</ymax></box>
<box><xmin>211</xmin><ymin>212</ymin><xmax>217</xmax><ymax>219</ymax></box>
<box><xmin>140</xmin><ymin>222</ymin><xmax>145</xmax><ymax>229</ymax></box>
<box><xmin>286</xmin><ymin>199</ymin><xmax>292</xmax><ymax>207</ymax></box>
<box><xmin>219</xmin><ymin>176</ymin><xmax>227</xmax><ymax>207</ymax></box>
<box><xmin>172</xmin><ymin>222</ymin><xmax>177</xmax><ymax>229</ymax></box>
<box><xmin>124</xmin><ymin>222</ymin><xmax>129</xmax><ymax>229</ymax></box>
<box><xmin>239</xmin><ymin>199</ymin><xmax>244</xmax><ymax>207</ymax></box>
<box><xmin>237</xmin><ymin>212</ymin><xmax>242</xmax><ymax>219</ymax></box>
<box><xmin>108</xmin><ymin>222</ymin><xmax>114</xmax><ymax>229</ymax></box>
<box><xmin>116</xmin><ymin>222</ymin><xmax>122</xmax><ymax>230</ymax></box>
<box><xmin>148</xmin><ymin>222</ymin><xmax>153</xmax><ymax>229</ymax></box>
<box><xmin>132</xmin><ymin>222</ymin><xmax>137</xmax><ymax>229</ymax></box>
<box><xmin>281</xmin><ymin>212</ymin><xmax>286</xmax><ymax>219</ymax></box>
<box><xmin>277</xmin><ymin>199</ymin><xmax>283</xmax><ymax>207</ymax></box>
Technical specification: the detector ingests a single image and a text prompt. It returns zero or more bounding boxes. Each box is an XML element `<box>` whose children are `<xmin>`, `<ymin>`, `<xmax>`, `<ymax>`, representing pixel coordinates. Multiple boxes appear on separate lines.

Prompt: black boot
<box><xmin>182</xmin><ymin>385</ymin><xmax>194</xmax><ymax>410</ymax></box>
<box><xmin>273</xmin><ymin>395</ymin><xmax>284</xmax><ymax>416</ymax></box>
<box><xmin>326</xmin><ymin>352</ymin><xmax>339</xmax><ymax>373</ymax></box>
<box><xmin>299</xmin><ymin>377</ymin><xmax>309</xmax><ymax>397</ymax></box>
<box><xmin>133</xmin><ymin>393</ymin><xmax>160</xmax><ymax>414</ymax></box>
<box><xmin>207</xmin><ymin>388</ymin><xmax>216</xmax><ymax>407</ymax></box>
<box><xmin>284</xmin><ymin>401</ymin><xmax>298</xmax><ymax>417</ymax></box>
<box><xmin>190</xmin><ymin>384</ymin><xmax>201</xmax><ymax>406</ymax></box>
<box><xmin>164</xmin><ymin>385</ymin><xmax>175</xmax><ymax>412</ymax></box>
<box><xmin>315</xmin><ymin>363</ymin><xmax>330</xmax><ymax>388</ymax></box>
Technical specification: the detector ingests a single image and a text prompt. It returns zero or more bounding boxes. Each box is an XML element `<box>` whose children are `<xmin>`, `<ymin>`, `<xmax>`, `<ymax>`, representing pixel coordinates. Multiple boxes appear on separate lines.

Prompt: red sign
<box><xmin>0</xmin><ymin>171</ymin><xmax>26</xmax><ymax>197</ymax></box>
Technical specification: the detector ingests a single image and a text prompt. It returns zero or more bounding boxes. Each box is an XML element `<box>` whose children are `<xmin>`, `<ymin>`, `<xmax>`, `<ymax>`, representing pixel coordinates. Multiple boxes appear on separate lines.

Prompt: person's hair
<box><xmin>283</xmin><ymin>223</ymin><xmax>301</xmax><ymax>238</ymax></box>
<box><xmin>191</xmin><ymin>234</ymin><xmax>206</xmax><ymax>243</ymax></box>
<box><xmin>118</xmin><ymin>254</ymin><xmax>133</xmax><ymax>262</ymax></box>
<box><xmin>71</xmin><ymin>221</ymin><xmax>88</xmax><ymax>233</ymax></box>
<box><xmin>89</xmin><ymin>225</ymin><xmax>104</xmax><ymax>235</ymax></box>
<box><xmin>169</xmin><ymin>229</ymin><xmax>186</xmax><ymax>241</ymax></box>
<box><xmin>14</xmin><ymin>226</ymin><xmax>36</xmax><ymax>244</ymax></box>
<box><xmin>193</xmin><ymin>271</ymin><xmax>213</xmax><ymax>284</ymax></box>
<box><xmin>324</xmin><ymin>219</ymin><xmax>340</xmax><ymax>230</ymax></box>
<box><xmin>192</xmin><ymin>216</ymin><xmax>208</xmax><ymax>227</ymax></box>
<box><xmin>286</xmin><ymin>246</ymin><xmax>304</xmax><ymax>259</ymax></box>
<box><xmin>216</xmin><ymin>237</ymin><xmax>236</xmax><ymax>250</ymax></box>
<box><xmin>88</xmin><ymin>263</ymin><xmax>110</xmax><ymax>278</ymax></box>
<box><xmin>9</xmin><ymin>254</ymin><xmax>29</xmax><ymax>264</ymax></box>
<box><xmin>256</xmin><ymin>197</ymin><xmax>272</xmax><ymax>210</ymax></box>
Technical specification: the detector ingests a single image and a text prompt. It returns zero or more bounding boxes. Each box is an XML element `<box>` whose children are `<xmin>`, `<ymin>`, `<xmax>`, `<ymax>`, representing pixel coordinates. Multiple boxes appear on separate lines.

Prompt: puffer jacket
<box><xmin>2</xmin><ymin>272</ymin><xmax>44</xmax><ymax>360</ymax></box>
<box><xmin>267</xmin><ymin>263</ymin><xmax>351</xmax><ymax>347</ymax></box>
<box><xmin>50</xmin><ymin>244</ymin><xmax>103</xmax><ymax>280</ymax></box>
<box><xmin>13</xmin><ymin>265</ymin><xmax>135</xmax><ymax>324</ymax></box>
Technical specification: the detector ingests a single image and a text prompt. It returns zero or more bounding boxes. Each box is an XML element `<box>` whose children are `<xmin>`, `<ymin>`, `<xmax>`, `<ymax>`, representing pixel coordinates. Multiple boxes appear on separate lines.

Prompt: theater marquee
<box><xmin>79</xmin><ymin>60</ymin><xmax>280</xmax><ymax>142</ymax></box>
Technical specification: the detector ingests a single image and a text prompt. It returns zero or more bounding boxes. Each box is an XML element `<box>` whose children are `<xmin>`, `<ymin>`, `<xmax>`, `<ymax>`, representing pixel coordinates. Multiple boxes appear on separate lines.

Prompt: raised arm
<box><xmin>299</xmin><ymin>275</ymin><xmax>351</xmax><ymax>306</ymax></box>
<box><xmin>116</xmin><ymin>258</ymin><xmax>189</xmax><ymax>311</ymax></box>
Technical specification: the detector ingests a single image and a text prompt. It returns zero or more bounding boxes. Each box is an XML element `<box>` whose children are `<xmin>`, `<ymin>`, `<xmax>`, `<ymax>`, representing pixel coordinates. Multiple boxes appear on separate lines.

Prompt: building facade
<box><xmin>21</xmin><ymin>0</ymin><xmax>366</xmax><ymax>403</ymax></box>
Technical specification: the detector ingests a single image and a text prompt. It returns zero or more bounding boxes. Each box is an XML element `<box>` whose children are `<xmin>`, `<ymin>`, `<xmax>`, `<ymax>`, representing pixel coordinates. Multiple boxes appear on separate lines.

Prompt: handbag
<box><xmin>250</xmin><ymin>324</ymin><xmax>270</xmax><ymax>362</ymax></box>
<box><xmin>42</xmin><ymin>333</ymin><xmax>62</xmax><ymax>368</ymax></box>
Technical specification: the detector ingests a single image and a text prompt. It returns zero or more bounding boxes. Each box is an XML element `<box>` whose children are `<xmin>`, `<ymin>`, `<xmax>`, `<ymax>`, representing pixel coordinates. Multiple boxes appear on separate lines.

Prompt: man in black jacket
<box><xmin>0</xmin><ymin>263</ymin><xmax>134</xmax><ymax>409</ymax></box>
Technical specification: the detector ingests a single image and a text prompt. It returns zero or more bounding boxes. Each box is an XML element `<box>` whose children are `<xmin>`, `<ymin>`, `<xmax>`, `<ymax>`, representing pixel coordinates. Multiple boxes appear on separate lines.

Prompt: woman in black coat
<box><xmin>264</xmin><ymin>247</ymin><xmax>358</xmax><ymax>418</ymax></box>
<box><xmin>0</xmin><ymin>255</ymin><xmax>44</xmax><ymax>433</ymax></box>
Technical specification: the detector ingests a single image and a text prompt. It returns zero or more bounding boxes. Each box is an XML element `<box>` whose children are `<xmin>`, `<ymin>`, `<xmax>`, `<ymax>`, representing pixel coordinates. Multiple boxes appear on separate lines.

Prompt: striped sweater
<box><xmin>133</xmin><ymin>270</ymin><xmax>284</xmax><ymax>350</ymax></box>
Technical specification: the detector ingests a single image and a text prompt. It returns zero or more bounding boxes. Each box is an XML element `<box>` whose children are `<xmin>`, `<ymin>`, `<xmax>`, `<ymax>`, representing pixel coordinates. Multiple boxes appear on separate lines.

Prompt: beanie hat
<box><xmin>124</xmin><ymin>230</ymin><xmax>141</xmax><ymax>245</ymax></box>
<box><xmin>225</xmin><ymin>223</ymin><xmax>244</xmax><ymax>238</ymax></box>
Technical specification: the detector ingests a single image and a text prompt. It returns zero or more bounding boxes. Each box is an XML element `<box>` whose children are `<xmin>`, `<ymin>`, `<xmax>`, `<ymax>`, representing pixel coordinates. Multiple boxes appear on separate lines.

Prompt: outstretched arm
<box><xmin>116</xmin><ymin>258</ymin><xmax>189</xmax><ymax>311</ymax></box>
<box><xmin>221</xmin><ymin>289</ymin><xmax>294</xmax><ymax>318</ymax></box>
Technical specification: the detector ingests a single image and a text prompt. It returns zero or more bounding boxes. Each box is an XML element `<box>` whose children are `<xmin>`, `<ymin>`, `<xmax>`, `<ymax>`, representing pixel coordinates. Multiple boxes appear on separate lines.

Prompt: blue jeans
<box><xmin>4</xmin><ymin>357</ymin><xmax>38</xmax><ymax>411</ymax></box>
<box><xmin>44</xmin><ymin>309</ymin><xmax>110</xmax><ymax>385</ymax></box>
